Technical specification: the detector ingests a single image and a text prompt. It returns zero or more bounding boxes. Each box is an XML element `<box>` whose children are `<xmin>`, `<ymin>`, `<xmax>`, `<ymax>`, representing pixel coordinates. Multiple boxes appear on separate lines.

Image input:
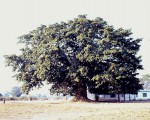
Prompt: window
<box><xmin>110</xmin><ymin>94</ymin><xmax>116</xmax><ymax>98</ymax></box>
<box><xmin>143</xmin><ymin>93</ymin><xmax>147</xmax><ymax>97</ymax></box>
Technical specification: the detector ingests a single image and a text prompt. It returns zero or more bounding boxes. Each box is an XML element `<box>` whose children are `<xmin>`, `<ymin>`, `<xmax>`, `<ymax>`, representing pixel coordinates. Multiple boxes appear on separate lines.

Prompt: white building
<box><xmin>136</xmin><ymin>90</ymin><xmax>150</xmax><ymax>100</ymax></box>
<box><xmin>87</xmin><ymin>89</ymin><xmax>150</xmax><ymax>101</ymax></box>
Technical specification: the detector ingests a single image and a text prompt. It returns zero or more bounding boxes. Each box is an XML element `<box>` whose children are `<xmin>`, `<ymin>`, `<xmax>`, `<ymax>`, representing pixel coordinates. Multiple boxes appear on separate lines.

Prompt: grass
<box><xmin>0</xmin><ymin>101</ymin><xmax>150</xmax><ymax>120</ymax></box>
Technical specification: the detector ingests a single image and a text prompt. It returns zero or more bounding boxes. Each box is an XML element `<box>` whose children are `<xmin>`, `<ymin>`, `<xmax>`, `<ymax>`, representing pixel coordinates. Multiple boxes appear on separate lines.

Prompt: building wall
<box><xmin>136</xmin><ymin>90</ymin><xmax>150</xmax><ymax>100</ymax></box>
<box><xmin>87</xmin><ymin>89</ymin><xmax>150</xmax><ymax>101</ymax></box>
<box><xmin>97</xmin><ymin>94</ymin><xmax>136</xmax><ymax>101</ymax></box>
<box><xmin>87</xmin><ymin>89</ymin><xmax>95</xmax><ymax>101</ymax></box>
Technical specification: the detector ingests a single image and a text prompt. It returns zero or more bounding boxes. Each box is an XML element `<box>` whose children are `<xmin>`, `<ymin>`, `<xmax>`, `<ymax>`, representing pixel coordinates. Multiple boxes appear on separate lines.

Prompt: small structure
<box><xmin>87</xmin><ymin>89</ymin><xmax>150</xmax><ymax>101</ymax></box>
<box><xmin>136</xmin><ymin>90</ymin><xmax>150</xmax><ymax>100</ymax></box>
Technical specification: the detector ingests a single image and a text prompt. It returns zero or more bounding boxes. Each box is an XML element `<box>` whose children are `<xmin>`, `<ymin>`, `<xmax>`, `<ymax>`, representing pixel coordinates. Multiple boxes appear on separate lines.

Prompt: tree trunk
<box><xmin>73</xmin><ymin>85</ymin><xmax>88</xmax><ymax>101</ymax></box>
<box><xmin>95</xmin><ymin>94</ymin><xmax>99</xmax><ymax>101</ymax></box>
<box><xmin>118</xmin><ymin>94</ymin><xmax>120</xmax><ymax>102</ymax></box>
<box><xmin>124</xmin><ymin>94</ymin><xmax>125</xmax><ymax>102</ymax></box>
<box><xmin>129</xmin><ymin>94</ymin><xmax>131</xmax><ymax>101</ymax></box>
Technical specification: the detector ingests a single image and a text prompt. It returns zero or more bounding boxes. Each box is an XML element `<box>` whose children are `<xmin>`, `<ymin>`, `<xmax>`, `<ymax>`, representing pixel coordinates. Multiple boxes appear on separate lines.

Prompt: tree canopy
<box><xmin>11</xmin><ymin>86</ymin><xmax>22</xmax><ymax>97</ymax></box>
<box><xmin>0</xmin><ymin>93</ymin><xmax>3</xmax><ymax>97</ymax></box>
<box><xmin>141</xmin><ymin>74</ymin><xmax>150</xmax><ymax>81</ymax></box>
<box><xmin>140</xmin><ymin>74</ymin><xmax>150</xmax><ymax>90</ymax></box>
<box><xmin>5</xmin><ymin>15</ymin><xmax>143</xmax><ymax>100</ymax></box>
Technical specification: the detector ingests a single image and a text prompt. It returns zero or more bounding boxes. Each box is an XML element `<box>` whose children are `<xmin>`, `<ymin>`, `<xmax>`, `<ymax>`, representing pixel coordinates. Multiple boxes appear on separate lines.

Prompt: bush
<box><xmin>0</xmin><ymin>97</ymin><xmax>3</xmax><ymax>101</ymax></box>
<box><xmin>0</xmin><ymin>93</ymin><xmax>3</xmax><ymax>97</ymax></box>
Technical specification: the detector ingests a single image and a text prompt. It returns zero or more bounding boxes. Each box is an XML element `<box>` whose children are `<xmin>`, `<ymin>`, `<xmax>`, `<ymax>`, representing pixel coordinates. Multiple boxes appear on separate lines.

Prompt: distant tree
<box><xmin>5</xmin><ymin>15</ymin><xmax>142</xmax><ymax>101</ymax></box>
<box><xmin>140</xmin><ymin>74</ymin><xmax>150</xmax><ymax>90</ymax></box>
<box><xmin>11</xmin><ymin>87</ymin><xmax>22</xmax><ymax>97</ymax></box>
<box><xmin>3</xmin><ymin>92</ymin><xmax>10</xmax><ymax>97</ymax></box>
<box><xmin>141</xmin><ymin>74</ymin><xmax>150</xmax><ymax>81</ymax></box>
<box><xmin>0</xmin><ymin>93</ymin><xmax>3</xmax><ymax>97</ymax></box>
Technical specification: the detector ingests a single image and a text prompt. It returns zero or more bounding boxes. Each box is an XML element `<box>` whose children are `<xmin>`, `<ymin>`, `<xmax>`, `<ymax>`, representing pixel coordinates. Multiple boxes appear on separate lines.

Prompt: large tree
<box><xmin>5</xmin><ymin>15</ymin><xmax>142</xmax><ymax>101</ymax></box>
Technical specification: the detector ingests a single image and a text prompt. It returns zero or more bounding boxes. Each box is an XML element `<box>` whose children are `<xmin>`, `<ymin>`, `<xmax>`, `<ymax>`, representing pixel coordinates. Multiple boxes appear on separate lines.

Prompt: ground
<box><xmin>0</xmin><ymin>100</ymin><xmax>150</xmax><ymax>120</ymax></box>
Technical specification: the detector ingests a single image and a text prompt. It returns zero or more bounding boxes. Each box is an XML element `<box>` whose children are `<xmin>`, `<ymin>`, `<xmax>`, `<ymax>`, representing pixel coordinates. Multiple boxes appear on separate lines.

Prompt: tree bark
<box><xmin>73</xmin><ymin>85</ymin><xmax>88</xmax><ymax>101</ymax></box>
<box><xmin>118</xmin><ymin>94</ymin><xmax>120</xmax><ymax>102</ymax></box>
<box><xmin>95</xmin><ymin>94</ymin><xmax>99</xmax><ymax>101</ymax></box>
<box><xmin>124</xmin><ymin>94</ymin><xmax>125</xmax><ymax>102</ymax></box>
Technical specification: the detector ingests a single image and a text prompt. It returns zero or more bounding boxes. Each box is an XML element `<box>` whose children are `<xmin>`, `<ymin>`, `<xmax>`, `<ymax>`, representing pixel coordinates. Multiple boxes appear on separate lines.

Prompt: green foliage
<box><xmin>4</xmin><ymin>15</ymin><xmax>142</xmax><ymax>100</ymax></box>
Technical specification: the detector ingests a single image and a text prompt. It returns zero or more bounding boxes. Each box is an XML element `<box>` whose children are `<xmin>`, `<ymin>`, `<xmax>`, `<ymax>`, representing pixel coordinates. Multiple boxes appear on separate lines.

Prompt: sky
<box><xmin>0</xmin><ymin>0</ymin><xmax>150</xmax><ymax>93</ymax></box>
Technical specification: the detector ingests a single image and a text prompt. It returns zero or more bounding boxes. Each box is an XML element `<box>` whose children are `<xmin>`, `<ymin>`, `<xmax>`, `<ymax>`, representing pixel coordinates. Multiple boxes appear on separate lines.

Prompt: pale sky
<box><xmin>0</xmin><ymin>0</ymin><xmax>150</xmax><ymax>93</ymax></box>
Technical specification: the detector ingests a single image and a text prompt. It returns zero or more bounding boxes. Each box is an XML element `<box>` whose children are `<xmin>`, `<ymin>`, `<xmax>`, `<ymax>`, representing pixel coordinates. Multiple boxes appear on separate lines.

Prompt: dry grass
<box><xmin>0</xmin><ymin>101</ymin><xmax>150</xmax><ymax>120</ymax></box>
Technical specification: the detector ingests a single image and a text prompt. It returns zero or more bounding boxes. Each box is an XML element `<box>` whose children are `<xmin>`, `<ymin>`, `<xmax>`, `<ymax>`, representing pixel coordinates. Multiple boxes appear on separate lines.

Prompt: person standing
<box><xmin>3</xmin><ymin>98</ymin><xmax>5</xmax><ymax>104</ymax></box>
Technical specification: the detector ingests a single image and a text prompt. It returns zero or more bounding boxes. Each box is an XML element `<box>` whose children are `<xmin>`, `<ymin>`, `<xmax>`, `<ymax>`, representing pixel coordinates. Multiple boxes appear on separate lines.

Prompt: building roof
<box><xmin>138</xmin><ymin>89</ymin><xmax>150</xmax><ymax>92</ymax></box>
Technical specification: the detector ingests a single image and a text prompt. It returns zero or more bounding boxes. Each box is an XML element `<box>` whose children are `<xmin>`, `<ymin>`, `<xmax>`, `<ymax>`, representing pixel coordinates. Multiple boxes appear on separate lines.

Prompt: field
<box><xmin>0</xmin><ymin>101</ymin><xmax>150</xmax><ymax>120</ymax></box>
